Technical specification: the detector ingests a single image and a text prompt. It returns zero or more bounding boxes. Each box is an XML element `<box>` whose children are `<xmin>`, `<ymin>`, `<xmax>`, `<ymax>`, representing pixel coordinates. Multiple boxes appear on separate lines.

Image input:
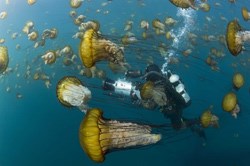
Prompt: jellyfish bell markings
<box><xmin>56</xmin><ymin>76</ymin><xmax>91</xmax><ymax>113</ymax></box>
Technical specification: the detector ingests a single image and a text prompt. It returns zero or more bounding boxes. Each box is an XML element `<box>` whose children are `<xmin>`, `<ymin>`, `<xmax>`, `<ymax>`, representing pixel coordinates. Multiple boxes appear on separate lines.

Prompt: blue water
<box><xmin>1</xmin><ymin>0</ymin><xmax>250</xmax><ymax>166</ymax></box>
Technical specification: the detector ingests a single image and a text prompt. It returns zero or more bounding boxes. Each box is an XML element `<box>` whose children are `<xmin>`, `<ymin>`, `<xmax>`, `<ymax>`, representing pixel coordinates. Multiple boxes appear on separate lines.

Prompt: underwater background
<box><xmin>1</xmin><ymin>0</ymin><xmax>250</xmax><ymax>166</ymax></box>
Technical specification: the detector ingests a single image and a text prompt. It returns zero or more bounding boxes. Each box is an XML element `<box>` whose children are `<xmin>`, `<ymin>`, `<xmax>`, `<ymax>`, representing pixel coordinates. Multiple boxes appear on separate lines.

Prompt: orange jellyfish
<box><xmin>79</xmin><ymin>28</ymin><xmax>125</xmax><ymax>68</ymax></box>
<box><xmin>169</xmin><ymin>0</ymin><xmax>197</xmax><ymax>10</ymax></box>
<box><xmin>0</xmin><ymin>46</ymin><xmax>9</xmax><ymax>74</ymax></box>
<box><xmin>79</xmin><ymin>108</ymin><xmax>161</xmax><ymax>162</ymax></box>
<box><xmin>222</xmin><ymin>92</ymin><xmax>240</xmax><ymax>118</ymax></box>
<box><xmin>200</xmin><ymin>105</ymin><xmax>219</xmax><ymax>128</ymax></box>
<box><xmin>242</xmin><ymin>7</ymin><xmax>250</xmax><ymax>21</ymax></box>
<box><xmin>226</xmin><ymin>20</ymin><xmax>250</xmax><ymax>56</ymax></box>
<box><xmin>232</xmin><ymin>73</ymin><xmax>244</xmax><ymax>90</ymax></box>
<box><xmin>56</xmin><ymin>76</ymin><xmax>91</xmax><ymax>113</ymax></box>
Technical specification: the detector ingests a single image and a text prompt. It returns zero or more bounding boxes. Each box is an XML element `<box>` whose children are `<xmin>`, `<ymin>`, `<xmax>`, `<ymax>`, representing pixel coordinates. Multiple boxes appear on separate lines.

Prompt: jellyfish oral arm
<box><xmin>62</xmin><ymin>84</ymin><xmax>91</xmax><ymax>108</ymax></box>
<box><xmin>237</xmin><ymin>31</ymin><xmax>250</xmax><ymax>44</ymax></box>
<box><xmin>99</xmin><ymin>120</ymin><xmax>161</xmax><ymax>150</ymax></box>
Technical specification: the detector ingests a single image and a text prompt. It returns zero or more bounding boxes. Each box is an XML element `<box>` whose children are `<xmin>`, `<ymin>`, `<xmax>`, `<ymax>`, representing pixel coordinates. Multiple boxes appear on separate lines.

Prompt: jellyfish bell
<box><xmin>79</xmin><ymin>28</ymin><xmax>125</xmax><ymax>68</ymax></box>
<box><xmin>226</xmin><ymin>20</ymin><xmax>250</xmax><ymax>56</ymax></box>
<box><xmin>232</xmin><ymin>73</ymin><xmax>244</xmax><ymax>90</ymax></box>
<box><xmin>222</xmin><ymin>92</ymin><xmax>240</xmax><ymax>118</ymax></box>
<box><xmin>56</xmin><ymin>76</ymin><xmax>91</xmax><ymax>113</ymax></box>
<box><xmin>241</xmin><ymin>7</ymin><xmax>250</xmax><ymax>21</ymax></box>
<box><xmin>169</xmin><ymin>0</ymin><xmax>197</xmax><ymax>10</ymax></box>
<box><xmin>0</xmin><ymin>46</ymin><xmax>9</xmax><ymax>74</ymax></box>
<box><xmin>70</xmin><ymin>0</ymin><xmax>83</xmax><ymax>8</ymax></box>
<box><xmin>79</xmin><ymin>108</ymin><xmax>162</xmax><ymax>163</ymax></box>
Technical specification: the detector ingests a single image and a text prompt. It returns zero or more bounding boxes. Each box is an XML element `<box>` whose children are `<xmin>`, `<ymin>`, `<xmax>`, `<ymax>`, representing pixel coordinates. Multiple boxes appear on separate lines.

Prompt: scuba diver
<box><xmin>102</xmin><ymin>64</ymin><xmax>209</xmax><ymax>142</ymax></box>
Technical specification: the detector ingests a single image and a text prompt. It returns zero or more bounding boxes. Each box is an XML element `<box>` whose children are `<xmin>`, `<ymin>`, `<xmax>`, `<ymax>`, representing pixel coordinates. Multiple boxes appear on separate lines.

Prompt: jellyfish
<box><xmin>140</xmin><ymin>81</ymin><xmax>167</xmax><ymax>106</ymax></box>
<box><xmin>200</xmin><ymin>106</ymin><xmax>219</xmax><ymax>128</ymax></box>
<box><xmin>140</xmin><ymin>20</ymin><xmax>149</xmax><ymax>30</ymax></box>
<box><xmin>42</xmin><ymin>28</ymin><xmax>57</xmax><ymax>39</ymax></box>
<box><xmin>23</xmin><ymin>21</ymin><xmax>34</xmax><ymax>34</ymax></box>
<box><xmin>226</xmin><ymin>20</ymin><xmax>250</xmax><ymax>56</ymax></box>
<box><xmin>121</xmin><ymin>34</ymin><xmax>138</xmax><ymax>45</ymax></box>
<box><xmin>222</xmin><ymin>92</ymin><xmax>240</xmax><ymax>118</ymax></box>
<box><xmin>56</xmin><ymin>76</ymin><xmax>91</xmax><ymax>113</ymax></box>
<box><xmin>79</xmin><ymin>108</ymin><xmax>161</xmax><ymax>162</ymax></box>
<box><xmin>199</xmin><ymin>3</ymin><xmax>210</xmax><ymax>12</ymax></box>
<box><xmin>41</xmin><ymin>51</ymin><xmax>57</xmax><ymax>65</ymax></box>
<box><xmin>27</xmin><ymin>0</ymin><xmax>36</xmax><ymax>5</ymax></box>
<box><xmin>0</xmin><ymin>38</ymin><xmax>5</xmax><ymax>44</ymax></box>
<box><xmin>242</xmin><ymin>7</ymin><xmax>250</xmax><ymax>21</ymax></box>
<box><xmin>0</xmin><ymin>11</ymin><xmax>7</xmax><ymax>19</ymax></box>
<box><xmin>152</xmin><ymin>19</ymin><xmax>165</xmax><ymax>32</ymax></box>
<box><xmin>232</xmin><ymin>73</ymin><xmax>244</xmax><ymax>90</ymax></box>
<box><xmin>79</xmin><ymin>28</ymin><xmax>125</xmax><ymax>68</ymax></box>
<box><xmin>74</xmin><ymin>15</ymin><xmax>86</xmax><ymax>25</ymax></box>
<box><xmin>0</xmin><ymin>46</ymin><xmax>9</xmax><ymax>74</ymax></box>
<box><xmin>70</xmin><ymin>0</ymin><xmax>83</xmax><ymax>8</ymax></box>
<box><xmin>69</xmin><ymin>10</ymin><xmax>77</xmax><ymax>18</ymax></box>
<box><xmin>124</xmin><ymin>21</ymin><xmax>133</xmax><ymax>31</ymax></box>
<box><xmin>164</xmin><ymin>17</ymin><xmax>177</xmax><ymax>26</ymax></box>
<box><xmin>28</xmin><ymin>31</ymin><xmax>38</xmax><ymax>41</ymax></box>
<box><xmin>169</xmin><ymin>0</ymin><xmax>197</xmax><ymax>10</ymax></box>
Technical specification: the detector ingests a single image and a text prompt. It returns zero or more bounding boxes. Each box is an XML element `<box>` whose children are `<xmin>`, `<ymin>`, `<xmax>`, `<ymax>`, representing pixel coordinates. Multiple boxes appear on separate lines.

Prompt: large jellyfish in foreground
<box><xmin>79</xmin><ymin>28</ymin><xmax>125</xmax><ymax>68</ymax></box>
<box><xmin>56</xmin><ymin>76</ymin><xmax>91</xmax><ymax>113</ymax></box>
<box><xmin>226</xmin><ymin>20</ymin><xmax>250</xmax><ymax>56</ymax></box>
<box><xmin>0</xmin><ymin>46</ymin><xmax>9</xmax><ymax>74</ymax></box>
<box><xmin>79</xmin><ymin>108</ymin><xmax>161</xmax><ymax>163</ymax></box>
